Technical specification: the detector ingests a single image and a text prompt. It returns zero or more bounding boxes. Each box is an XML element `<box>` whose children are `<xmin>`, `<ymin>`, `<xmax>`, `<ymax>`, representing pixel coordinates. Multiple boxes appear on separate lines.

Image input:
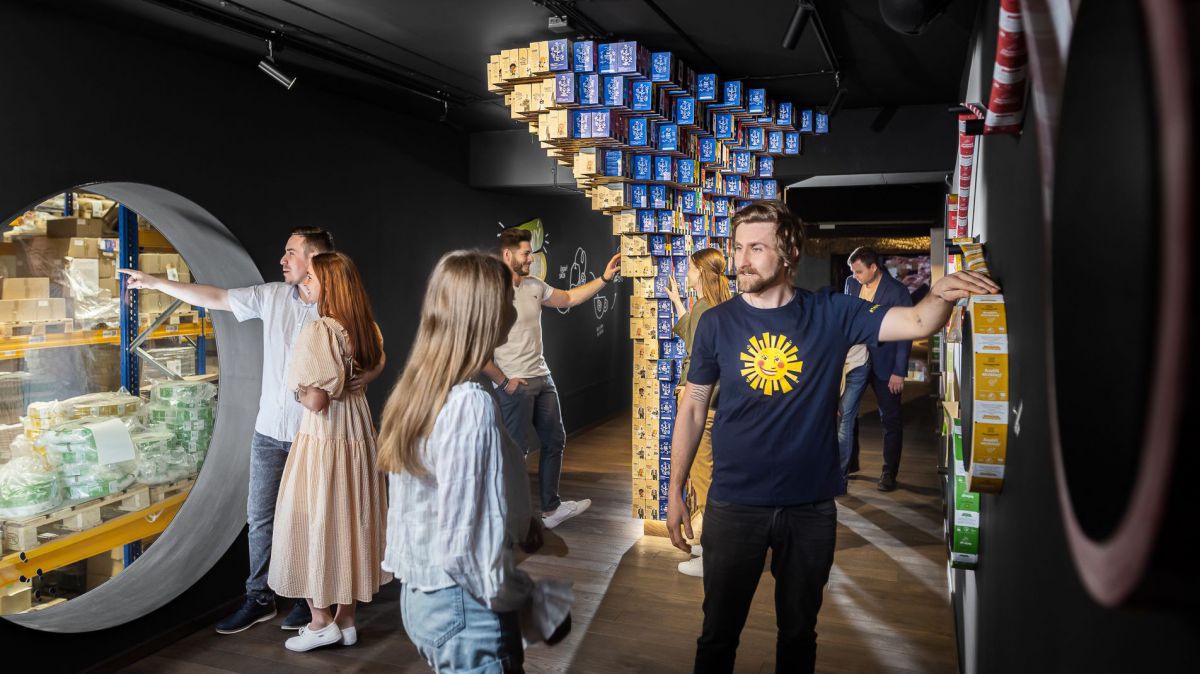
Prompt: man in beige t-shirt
<box><xmin>483</xmin><ymin>227</ymin><xmax>620</xmax><ymax>529</ymax></box>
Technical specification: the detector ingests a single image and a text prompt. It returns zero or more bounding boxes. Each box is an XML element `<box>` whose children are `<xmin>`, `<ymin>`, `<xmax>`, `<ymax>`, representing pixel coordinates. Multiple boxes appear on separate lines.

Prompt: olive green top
<box><xmin>673</xmin><ymin>297</ymin><xmax>719</xmax><ymax>410</ymax></box>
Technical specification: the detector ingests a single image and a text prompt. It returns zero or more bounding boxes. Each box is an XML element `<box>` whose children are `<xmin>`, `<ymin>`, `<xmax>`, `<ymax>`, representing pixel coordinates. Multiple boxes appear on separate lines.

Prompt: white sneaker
<box><xmin>284</xmin><ymin>622</ymin><xmax>342</xmax><ymax>652</ymax></box>
<box><xmin>542</xmin><ymin>499</ymin><xmax>591</xmax><ymax>529</ymax></box>
<box><xmin>678</xmin><ymin>556</ymin><xmax>704</xmax><ymax>577</ymax></box>
<box><xmin>340</xmin><ymin>626</ymin><xmax>357</xmax><ymax>646</ymax></box>
<box><xmin>689</xmin><ymin>544</ymin><xmax>703</xmax><ymax>557</ymax></box>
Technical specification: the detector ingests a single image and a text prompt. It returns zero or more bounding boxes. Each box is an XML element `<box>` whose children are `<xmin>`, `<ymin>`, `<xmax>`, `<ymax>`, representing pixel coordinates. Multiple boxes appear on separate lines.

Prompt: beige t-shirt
<box><xmin>494</xmin><ymin>277</ymin><xmax>554</xmax><ymax>379</ymax></box>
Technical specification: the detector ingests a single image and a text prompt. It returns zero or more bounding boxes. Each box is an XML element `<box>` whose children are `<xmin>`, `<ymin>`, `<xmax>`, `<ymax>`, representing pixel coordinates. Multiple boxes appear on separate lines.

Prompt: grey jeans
<box><xmin>246</xmin><ymin>431</ymin><xmax>291</xmax><ymax>603</ymax></box>
<box><xmin>495</xmin><ymin>374</ymin><xmax>566</xmax><ymax>513</ymax></box>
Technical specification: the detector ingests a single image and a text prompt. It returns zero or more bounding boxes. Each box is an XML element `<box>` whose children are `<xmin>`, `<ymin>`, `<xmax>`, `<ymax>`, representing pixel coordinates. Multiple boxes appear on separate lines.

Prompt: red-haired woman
<box><xmin>268</xmin><ymin>251</ymin><xmax>390</xmax><ymax>651</ymax></box>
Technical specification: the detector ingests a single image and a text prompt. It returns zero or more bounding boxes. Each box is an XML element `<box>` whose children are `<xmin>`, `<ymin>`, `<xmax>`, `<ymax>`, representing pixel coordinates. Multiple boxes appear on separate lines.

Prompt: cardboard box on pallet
<box><xmin>46</xmin><ymin>217</ymin><xmax>108</xmax><ymax>238</ymax></box>
<box><xmin>2</xmin><ymin>277</ymin><xmax>50</xmax><ymax>300</ymax></box>
<box><xmin>16</xmin><ymin>298</ymin><xmax>67</xmax><ymax>322</ymax></box>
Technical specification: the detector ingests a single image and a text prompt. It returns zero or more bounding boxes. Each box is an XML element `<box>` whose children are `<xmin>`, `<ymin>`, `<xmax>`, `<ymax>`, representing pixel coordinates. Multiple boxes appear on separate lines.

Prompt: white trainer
<box><xmin>689</xmin><ymin>544</ymin><xmax>703</xmax><ymax>557</ymax></box>
<box><xmin>542</xmin><ymin>499</ymin><xmax>592</xmax><ymax>529</ymax></box>
<box><xmin>284</xmin><ymin>622</ymin><xmax>342</xmax><ymax>652</ymax></box>
<box><xmin>678</xmin><ymin>556</ymin><xmax>704</xmax><ymax>577</ymax></box>
<box><xmin>341</xmin><ymin>626</ymin><xmax>357</xmax><ymax>646</ymax></box>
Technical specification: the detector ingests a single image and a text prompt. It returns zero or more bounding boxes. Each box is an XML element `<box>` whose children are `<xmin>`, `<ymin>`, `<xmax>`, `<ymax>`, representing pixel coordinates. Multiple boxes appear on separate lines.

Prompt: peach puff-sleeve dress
<box><xmin>268</xmin><ymin>316</ymin><xmax>392</xmax><ymax>608</ymax></box>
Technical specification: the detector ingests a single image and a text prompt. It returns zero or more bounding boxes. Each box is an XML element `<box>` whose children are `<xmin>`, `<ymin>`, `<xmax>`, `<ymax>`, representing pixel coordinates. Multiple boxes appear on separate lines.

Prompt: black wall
<box><xmin>962</xmin><ymin>2</ymin><xmax>1195</xmax><ymax>670</ymax></box>
<box><xmin>0</xmin><ymin>0</ymin><xmax>628</xmax><ymax>666</ymax></box>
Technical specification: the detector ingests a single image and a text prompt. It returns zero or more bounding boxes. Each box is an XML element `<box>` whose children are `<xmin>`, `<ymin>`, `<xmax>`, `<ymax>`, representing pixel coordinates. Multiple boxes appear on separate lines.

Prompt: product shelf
<box><xmin>0</xmin><ymin>318</ymin><xmax>212</xmax><ymax>361</ymax></box>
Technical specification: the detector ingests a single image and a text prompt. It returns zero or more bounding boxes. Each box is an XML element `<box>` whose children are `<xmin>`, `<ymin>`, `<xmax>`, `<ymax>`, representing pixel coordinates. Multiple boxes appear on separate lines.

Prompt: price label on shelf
<box><xmin>2</xmin><ymin>350</ymin><xmax>17</xmax><ymax>358</ymax></box>
<box><xmin>102</xmin><ymin>330</ymin><xmax>118</xmax><ymax>339</ymax></box>
<box><xmin>165</xmin><ymin>325</ymin><xmax>179</xmax><ymax>334</ymax></box>
<box><xmin>28</xmin><ymin>336</ymin><xmax>46</xmax><ymax>344</ymax></box>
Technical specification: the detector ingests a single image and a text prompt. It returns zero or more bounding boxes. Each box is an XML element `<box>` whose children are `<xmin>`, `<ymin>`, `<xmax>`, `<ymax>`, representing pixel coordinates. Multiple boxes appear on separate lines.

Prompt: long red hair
<box><xmin>310</xmin><ymin>251</ymin><xmax>382</xmax><ymax>372</ymax></box>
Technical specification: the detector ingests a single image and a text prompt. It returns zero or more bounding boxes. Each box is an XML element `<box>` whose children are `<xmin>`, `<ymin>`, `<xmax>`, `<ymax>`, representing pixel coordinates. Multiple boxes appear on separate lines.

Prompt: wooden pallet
<box><xmin>1</xmin><ymin>476</ymin><xmax>194</xmax><ymax>553</ymax></box>
<box><xmin>0</xmin><ymin>320</ymin><xmax>75</xmax><ymax>339</ymax></box>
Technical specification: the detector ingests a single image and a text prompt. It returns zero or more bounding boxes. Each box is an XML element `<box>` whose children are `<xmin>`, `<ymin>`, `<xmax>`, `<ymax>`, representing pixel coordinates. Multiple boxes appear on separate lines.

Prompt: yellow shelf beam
<box><xmin>0</xmin><ymin>491</ymin><xmax>188</xmax><ymax>585</ymax></box>
<box><xmin>0</xmin><ymin>319</ymin><xmax>212</xmax><ymax>361</ymax></box>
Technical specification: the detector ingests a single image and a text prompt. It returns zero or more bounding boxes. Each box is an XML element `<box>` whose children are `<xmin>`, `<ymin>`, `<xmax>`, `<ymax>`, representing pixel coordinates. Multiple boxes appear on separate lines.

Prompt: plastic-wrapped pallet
<box><xmin>0</xmin><ymin>455</ymin><xmax>62</xmax><ymax>518</ymax></box>
<box><xmin>62</xmin><ymin>392</ymin><xmax>142</xmax><ymax>420</ymax></box>
<box><xmin>41</xmin><ymin>419</ymin><xmax>137</xmax><ymax>501</ymax></box>
<box><xmin>22</xmin><ymin>401</ymin><xmax>66</xmax><ymax>441</ymax></box>
<box><xmin>0</xmin><ymin>372</ymin><xmax>30</xmax><ymax>425</ymax></box>
<box><xmin>131</xmin><ymin>429</ymin><xmax>189</xmax><ymax>485</ymax></box>
<box><xmin>146</xmin><ymin>380</ymin><xmax>216</xmax><ymax>475</ymax></box>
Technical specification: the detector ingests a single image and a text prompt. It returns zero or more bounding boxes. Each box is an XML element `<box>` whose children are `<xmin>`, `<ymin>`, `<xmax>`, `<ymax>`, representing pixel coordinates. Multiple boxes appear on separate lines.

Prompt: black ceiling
<box><xmin>77</xmin><ymin>0</ymin><xmax>980</xmax><ymax>130</ymax></box>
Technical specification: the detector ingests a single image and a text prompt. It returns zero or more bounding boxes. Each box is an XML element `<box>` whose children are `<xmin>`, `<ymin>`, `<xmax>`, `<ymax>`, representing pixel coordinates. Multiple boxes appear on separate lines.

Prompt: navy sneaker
<box><xmin>215</xmin><ymin>598</ymin><xmax>277</xmax><ymax>635</ymax></box>
<box><xmin>281</xmin><ymin>601</ymin><xmax>312</xmax><ymax>631</ymax></box>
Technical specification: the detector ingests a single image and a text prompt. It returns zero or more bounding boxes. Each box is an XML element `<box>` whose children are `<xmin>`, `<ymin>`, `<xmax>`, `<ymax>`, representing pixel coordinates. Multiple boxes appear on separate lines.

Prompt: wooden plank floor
<box><xmin>122</xmin><ymin>388</ymin><xmax>956</xmax><ymax>673</ymax></box>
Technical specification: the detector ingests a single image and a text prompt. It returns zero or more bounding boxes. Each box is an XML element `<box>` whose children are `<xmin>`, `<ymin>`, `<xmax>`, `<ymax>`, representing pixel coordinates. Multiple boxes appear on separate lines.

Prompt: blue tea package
<box><xmin>703</xmin><ymin>172</ymin><xmax>716</xmax><ymax>193</ymax></box>
<box><xmin>724</xmin><ymin>174</ymin><xmax>742</xmax><ymax>196</ymax></box>
<box><xmin>674</xmin><ymin>257</ymin><xmax>689</xmax><ymax>277</ymax></box>
<box><xmin>603</xmin><ymin>75</ymin><xmax>626</xmax><ymax>107</ymax></box>
<box><xmin>574</xmin><ymin>41</ymin><xmax>597</xmax><ymax>72</ymax></box>
<box><xmin>657</xmin><ymin>299</ymin><xmax>673</xmax><ymax>318</ymax></box>
<box><xmin>649</xmin><ymin>234</ymin><xmax>667</xmax><ymax>256</ymax></box>
<box><xmin>657</xmin><ymin>209</ymin><xmax>674</xmax><ymax>233</ymax></box>
<box><xmin>777</xmin><ymin>101</ymin><xmax>794</xmax><ymax>126</ymax></box>
<box><xmin>748</xmin><ymin>179</ymin><xmax>764</xmax><ymax>199</ymax></box>
<box><xmin>713</xmin><ymin>197</ymin><xmax>729</xmax><ymax>217</ymax></box>
<box><xmin>656</xmin><ymin>257</ymin><xmax>673</xmax><ymax>277</ymax></box>
<box><xmin>554</xmin><ymin>72</ymin><xmax>575</xmax><ymax>105</ymax></box>
<box><xmin>700</xmin><ymin>136</ymin><xmax>718</xmax><ymax>163</ymax></box>
<box><xmin>759</xmin><ymin>155</ymin><xmax>775</xmax><ymax>177</ymax></box>
<box><xmin>548</xmin><ymin>39</ymin><xmax>570</xmax><ymax>71</ymax></box>
<box><xmin>697</xmin><ymin>73</ymin><xmax>718</xmax><ymax>101</ymax></box>
<box><xmin>714</xmin><ymin>112</ymin><xmax>734</xmax><ymax>139</ymax></box>
<box><xmin>638</xmin><ymin>209</ymin><xmax>657</xmax><ymax>232</ymax></box>
<box><xmin>748</xmin><ymin>88</ymin><xmax>766</xmax><ymax>114</ymax></box>
<box><xmin>654</xmin><ymin>155</ymin><xmax>673</xmax><ymax>182</ymax></box>
<box><xmin>660</xmin><ymin>398</ymin><xmax>677</xmax><ymax>418</ymax></box>
<box><xmin>675</xmin><ymin>97</ymin><xmax>696</xmax><ymax>126</ymax></box>
<box><xmin>657</xmin><ymin>358</ymin><xmax>674</xmax><ymax>381</ymax></box>
<box><xmin>680</xmin><ymin>190</ymin><xmax>700</xmax><ymax>214</ymax></box>
<box><xmin>631</xmin><ymin>79</ymin><xmax>653</xmax><ymax>112</ymax></box>
<box><xmin>629</xmin><ymin>183</ymin><xmax>648</xmax><ymax>208</ymax></box>
<box><xmin>602</xmin><ymin>149</ymin><xmax>622</xmax><ymax>176</ymax></box>
<box><xmin>657</xmin><ymin>315</ymin><xmax>673</xmax><ymax>339</ymax></box>
<box><xmin>651</xmin><ymin>52</ymin><xmax>673</xmax><ymax>82</ymax></box>
<box><xmin>591</xmin><ymin>109</ymin><xmax>611</xmax><ymax>137</ymax></box>
<box><xmin>688</xmin><ymin>215</ymin><xmax>706</xmax><ymax>235</ymax></box>
<box><xmin>671</xmin><ymin>235</ymin><xmax>687</xmax><ymax>255</ymax></box>
<box><xmin>579</xmin><ymin>73</ymin><xmax>599</xmax><ymax>106</ymax></box>
<box><xmin>763</xmin><ymin>180</ymin><xmax>778</xmax><ymax>200</ymax></box>
<box><xmin>799</xmin><ymin>108</ymin><xmax>814</xmax><ymax>133</ymax></box>
<box><xmin>733</xmin><ymin>151</ymin><xmax>752</xmax><ymax>174</ymax></box>
<box><xmin>723</xmin><ymin>80</ymin><xmax>743</xmax><ymax>107</ymax></box>
<box><xmin>649</xmin><ymin>184</ymin><xmax>668</xmax><ymax>209</ymax></box>
<box><xmin>597</xmin><ymin>42</ymin><xmax>616</xmax><ymax>74</ymax></box>
<box><xmin>815</xmin><ymin>110</ymin><xmax>829</xmax><ymax>134</ymax></box>
<box><xmin>767</xmin><ymin>131</ymin><xmax>784</xmax><ymax>155</ymax></box>
<box><xmin>747</xmin><ymin>127</ymin><xmax>765</xmax><ymax>151</ymax></box>
<box><xmin>676</xmin><ymin>158</ymin><xmax>696</xmax><ymax>185</ymax></box>
<box><xmin>784</xmin><ymin>132</ymin><xmax>800</xmax><ymax>155</ymax></box>
<box><xmin>633</xmin><ymin>153</ymin><xmax>652</xmax><ymax>180</ymax></box>
<box><xmin>658</xmin><ymin>123</ymin><xmax>679</xmax><ymax>152</ymax></box>
<box><xmin>659</xmin><ymin>381</ymin><xmax>674</xmax><ymax>399</ymax></box>
<box><xmin>714</xmin><ymin>216</ymin><xmax>731</xmax><ymax>237</ymax></box>
<box><xmin>629</xmin><ymin>117</ymin><xmax>648</xmax><ymax>146</ymax></box>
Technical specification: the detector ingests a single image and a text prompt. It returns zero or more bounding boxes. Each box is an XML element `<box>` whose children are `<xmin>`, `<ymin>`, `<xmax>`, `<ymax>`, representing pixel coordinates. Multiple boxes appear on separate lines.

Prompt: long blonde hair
<box><xmin>377</xmin><ymin>251</ymin><xmax>511</xmax><ymax>475</ymax></box>
<box><xmin>692</xmin><ymin>248</ymin><xmax>732</xmax><ymax>305</ymax></box>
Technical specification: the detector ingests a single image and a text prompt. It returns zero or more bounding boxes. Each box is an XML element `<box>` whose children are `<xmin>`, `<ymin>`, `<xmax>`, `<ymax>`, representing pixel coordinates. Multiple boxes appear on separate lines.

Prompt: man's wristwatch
<box><xmin>601</xmin><ymin>273</ymin><xmax>613</xmax><ymax>283</ymax></box>
<box><xmin>498</xmin><ymin>377</ymin><xmax>510</xmax><ymax>390</ymax></box>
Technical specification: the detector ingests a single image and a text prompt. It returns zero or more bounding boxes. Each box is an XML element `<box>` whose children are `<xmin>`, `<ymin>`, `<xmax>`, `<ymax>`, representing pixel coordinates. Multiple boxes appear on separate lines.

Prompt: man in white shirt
<box><xmin>118</xmin><ymin>227</ymin><xmax>385</xmax><ymax>634</ymax></box>
<box><xmin>484</xmin><ymin>227</ymin><xmax>620</xmax><ymax>529</ymax></box>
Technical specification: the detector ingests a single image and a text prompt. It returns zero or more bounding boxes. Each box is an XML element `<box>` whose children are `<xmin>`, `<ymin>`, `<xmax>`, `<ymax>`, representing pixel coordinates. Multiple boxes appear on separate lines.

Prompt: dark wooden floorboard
<box><xmin>121</xmin><ymin>386</ymin><xmax>956</xmax><ymax>673</ymax></box>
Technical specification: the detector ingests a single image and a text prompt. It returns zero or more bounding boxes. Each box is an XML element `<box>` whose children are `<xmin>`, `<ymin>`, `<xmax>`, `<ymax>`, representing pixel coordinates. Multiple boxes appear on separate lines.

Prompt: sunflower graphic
<box><xmin>740</xmin><ymin>332</ymin><xmax>804</xmax><ymax>396</ymax></box>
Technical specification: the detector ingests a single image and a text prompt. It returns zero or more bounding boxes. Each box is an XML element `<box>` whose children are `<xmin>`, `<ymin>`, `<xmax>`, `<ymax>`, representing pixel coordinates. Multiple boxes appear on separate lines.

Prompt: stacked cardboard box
<box><xmin>488</xmin><ymin>41</ymin><xmax>799</xmax><ymax>522</ymax></box>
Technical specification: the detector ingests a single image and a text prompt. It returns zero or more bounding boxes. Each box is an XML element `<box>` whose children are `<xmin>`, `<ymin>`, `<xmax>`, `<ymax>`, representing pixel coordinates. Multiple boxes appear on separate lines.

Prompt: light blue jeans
<box><xmin>246</xmin><ymin>432</ymin><xmax>291</xmax><ymax>603</ymax></box>
<box><xmin>837</xmin><ymin>364</ymin><xmax>870</xmax><ymax>492</ymax></box>
<box><xmin>400</xmin><ymin>584</ymin><xmax>523</xmax><ymax>673</ymax></box>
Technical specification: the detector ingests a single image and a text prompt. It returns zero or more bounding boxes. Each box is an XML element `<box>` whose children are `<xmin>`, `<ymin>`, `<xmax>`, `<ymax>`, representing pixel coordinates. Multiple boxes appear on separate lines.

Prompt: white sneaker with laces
<box><xmin>542</xmin><ymin>499</ymin><xmax>592</xmax><ymax>529</ymax></box>
<box><xmin>689</xmin><ymin>544</ymin><xmax>703</xmax><ymax>557</ymax></box>
<box><xmin>341</xmin><ymin>626</ymin><xmax>357</xmax><ymax>646</ymax></box>
<box><xmin>284</xmin><ymin>622</ymin><xmax>342</xmax><ymax>652</ymax></box>
<box><xmin>678</xmin><ymin>556</ymin><xmax>704</xmax><ymax>577</ymax></box>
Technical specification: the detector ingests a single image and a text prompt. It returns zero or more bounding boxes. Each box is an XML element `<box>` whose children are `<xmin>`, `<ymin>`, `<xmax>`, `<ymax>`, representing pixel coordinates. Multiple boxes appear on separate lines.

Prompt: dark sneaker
<box><xmin>878</xmin><ymin>472</ymin><xmax>898</xmax><ymax>492</ymax></box>
<box><xmin>282</xmin><ymin>600</ymin><xmax>312</xmax><ymax>630</ymax></box>
<box><xmin>215</xmin><ymin>598</ymin><xmax>276</xmax><ymax>634</ymax></box>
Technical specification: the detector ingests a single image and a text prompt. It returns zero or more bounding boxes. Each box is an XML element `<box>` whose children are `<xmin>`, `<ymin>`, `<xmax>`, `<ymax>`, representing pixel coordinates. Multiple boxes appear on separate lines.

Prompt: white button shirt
<box><xmin>227</xmin><ymin>282</ymin><xmax>318</xmax><ymax>442</ymax></box>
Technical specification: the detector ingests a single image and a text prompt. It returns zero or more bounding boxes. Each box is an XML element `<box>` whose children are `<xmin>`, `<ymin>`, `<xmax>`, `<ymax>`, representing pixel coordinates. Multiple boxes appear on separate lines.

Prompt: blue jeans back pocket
<box><xmin>404</xmin><ymin>585</ymin><xmax>467</xmax><ymax>649</ymax></box>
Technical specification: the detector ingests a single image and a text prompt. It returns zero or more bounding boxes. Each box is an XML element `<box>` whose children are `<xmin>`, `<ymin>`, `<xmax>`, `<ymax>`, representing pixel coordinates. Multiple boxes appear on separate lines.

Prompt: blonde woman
<box><xmin>665</xmin><ymin>247</ymin><xmax>733</xmax><ymax>578</ymax></box>
<box><xmin>378</xmin><ymin>251</ymin><xmax>572</xmax><ymax>673</ymax></box>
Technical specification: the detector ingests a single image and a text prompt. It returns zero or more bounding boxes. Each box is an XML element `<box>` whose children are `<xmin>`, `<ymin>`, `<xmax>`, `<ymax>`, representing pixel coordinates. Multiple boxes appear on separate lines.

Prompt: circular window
<box><xmin>1</xmin><ymin>183</ymin><xmax>263</xmax><ymax>632</ymax></box>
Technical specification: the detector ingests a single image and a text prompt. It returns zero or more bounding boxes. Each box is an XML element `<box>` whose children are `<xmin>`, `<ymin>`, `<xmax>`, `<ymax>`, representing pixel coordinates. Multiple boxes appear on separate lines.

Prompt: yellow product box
<box><xmin>612</xmin><ymin>211</ymin><xmax>637</xmax><ymax>234</ymax></box>
<box><xmin>974</xmin><ymin>352</ymin><xmax>1009</xmax><ymax>401</ymax></box>
<box><xmin>970</xmin><ymin>295</ymin><xmax>1007</xmax><ymax>334</ymax></box>
<box><xmin>621</xmin><ymin>236</ymin><xmax>649</xmax><ymax>257</ymax></box>
<box><xmin>960</xmin><ymin>243</ymin><xmax>989</xmax><ymax>273</ymax></box>
<box><xmin>971</xmin><ymin>422</ymin><xmax>1008</xmax><ymax>469</ymax></box>
<box><xmin>517</xmin><ymin>47</ymin><xmax>532</xmax><ymax>77</ymax></box>
<box><xmin>531</xmin><ymin>41</ymin><xmax>549</xmax><ymax>74</ymax></box>
<box><xmin>486</xmin><ymin>54</ymin><xmax>502</xmax><ymax>92</ymax></box>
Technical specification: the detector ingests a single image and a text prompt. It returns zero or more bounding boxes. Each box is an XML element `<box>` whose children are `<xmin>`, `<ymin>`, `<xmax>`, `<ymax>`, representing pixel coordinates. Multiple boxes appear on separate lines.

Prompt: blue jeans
<box><xmin>837</xmin><ymin>364</ymin><xmax>870</xmax><ymax>492</ymax></box>
<box><xmin>495</xmin><ymin>375</ymin><xmax>566</xmax><ymax>513</ymax></box>
<box><xmin>246</xmin><ymin>432</ymin><xmax>291</xmax><ymax>603</ymax></box>
<box><xmin>400</xmin><ymin>584</ymin><xmax>523</xmax><ymax>673</ymax></box>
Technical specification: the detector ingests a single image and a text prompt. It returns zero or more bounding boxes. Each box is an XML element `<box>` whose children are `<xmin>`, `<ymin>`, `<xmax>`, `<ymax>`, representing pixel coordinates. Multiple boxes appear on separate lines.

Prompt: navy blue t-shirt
<box><xmin>687</xmin><ymin>287</ymin><xmax>889</xmax><ymax>506</ymax></box>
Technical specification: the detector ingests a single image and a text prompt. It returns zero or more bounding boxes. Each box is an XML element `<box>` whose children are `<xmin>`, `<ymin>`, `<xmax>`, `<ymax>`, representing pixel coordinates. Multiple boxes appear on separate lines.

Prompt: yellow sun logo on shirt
<box><xmin>740</xmin><ymin>332</ymin><xmax>804</xmax><ymax>396</ymax></box>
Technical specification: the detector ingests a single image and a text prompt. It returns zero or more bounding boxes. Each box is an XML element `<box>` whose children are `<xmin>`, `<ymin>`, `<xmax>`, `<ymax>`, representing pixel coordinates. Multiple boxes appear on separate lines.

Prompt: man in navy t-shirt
<box><xmin>667</xmin><ymin>202</ymin><xmax>998</xmax><ymax>674</ymax></box>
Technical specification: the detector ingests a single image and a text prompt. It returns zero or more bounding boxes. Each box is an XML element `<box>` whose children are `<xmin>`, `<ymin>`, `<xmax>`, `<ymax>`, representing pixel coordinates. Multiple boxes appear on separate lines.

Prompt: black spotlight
<box><xmin>782</xmin><ymin>1</ymin><xmax>815</xmax><ymax>50</ymax></box>
<box><xmin>879</xmin><ymin>0</ymin><xmax>952</xmax><ymax>36</ymax></box>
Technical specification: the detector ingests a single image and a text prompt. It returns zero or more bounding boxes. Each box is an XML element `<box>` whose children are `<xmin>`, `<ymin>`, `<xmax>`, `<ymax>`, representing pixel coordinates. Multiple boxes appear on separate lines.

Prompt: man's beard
<box><xmin>737</xmin><ymin>262</ymin><xmax>792</xmax><ymax>293</ymax></box>
<box><xmin>511</xmin><ymin>261</ymin><xmax>531</xmax><ymax>278</ymax></box>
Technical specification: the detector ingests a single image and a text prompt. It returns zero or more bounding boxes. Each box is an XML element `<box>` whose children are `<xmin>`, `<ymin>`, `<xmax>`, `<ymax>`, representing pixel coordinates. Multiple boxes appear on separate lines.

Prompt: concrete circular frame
<box><xmin>4</xmin><ymin>182</ymin><xmax>263</xmax><ymax>632</ymax></box>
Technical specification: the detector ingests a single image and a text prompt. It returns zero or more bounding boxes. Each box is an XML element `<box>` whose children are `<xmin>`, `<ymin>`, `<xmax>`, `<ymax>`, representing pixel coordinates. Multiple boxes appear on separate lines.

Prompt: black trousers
<box><xmin>696</xmin><ymin>498</ymin><xmax>838</xmax><ymax>674</ymax></box>
<box><xmin>850</xmin><ymin>369</ymin><xmax>905</xmax><ymax>476</ymax></box>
